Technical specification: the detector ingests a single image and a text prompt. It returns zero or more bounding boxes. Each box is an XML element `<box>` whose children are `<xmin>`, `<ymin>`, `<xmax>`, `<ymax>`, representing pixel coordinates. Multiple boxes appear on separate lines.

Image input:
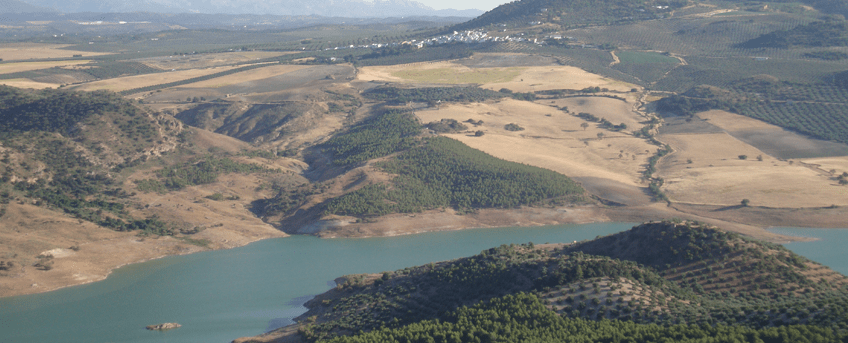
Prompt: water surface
<box><xmin>769</xmin><ymin>227</ymin><xmax>848</xmax><ymax>276</ymax></box>
<box><xmin>0</xmin><ymin>222</ymin><xmax>636</xmax><ymax>343</ymax></box>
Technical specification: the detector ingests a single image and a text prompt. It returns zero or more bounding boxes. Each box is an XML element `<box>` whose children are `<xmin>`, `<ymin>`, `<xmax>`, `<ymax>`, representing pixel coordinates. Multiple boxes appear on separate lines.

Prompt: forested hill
<box><xmin>258</xmin><ymin>108</ymin><xmax>585</xmax><ymax>224</ymax></box>
<box><xmin>244</xmin><ymin>221</ymin><xmax>848</xmax><ymax>343</ymax></box>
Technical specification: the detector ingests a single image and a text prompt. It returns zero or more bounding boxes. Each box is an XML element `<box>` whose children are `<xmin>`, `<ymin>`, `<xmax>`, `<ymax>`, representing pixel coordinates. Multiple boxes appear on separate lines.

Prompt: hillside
<box><xmin>237</xmin><ymin>221</ymin><xmax>848</xmax><ymax>343</ymax></box>
<box><xmin>0</xmin><ymin>86</ymin><xmax>305</xmax><ymax>296</ymax></box>
<box><xmin>450</xmin><ymin>0</ymin><xmax>682</xmax><ymax>31</ymax></box>
<box><xmin>254</xmin><ymin>95</ymin><xmax>587</xmax><ymax>233</ymax></box>
<box><xmin>656</xmin><ymin>78</ymin><xmax>848</xmax><ymax>145</ymax></box>
<box><xmin>738</xmin><ymin>21</ymin><xmax>848</xmax><ymax>49</ymax></box>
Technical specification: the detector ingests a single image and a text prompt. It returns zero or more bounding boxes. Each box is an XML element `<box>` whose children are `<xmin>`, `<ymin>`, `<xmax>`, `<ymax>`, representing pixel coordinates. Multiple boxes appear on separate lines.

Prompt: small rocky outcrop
<box><xmin>145</xmin><ymin>323</ymin><xmax>181</xmax><ymax>331</ymax></box>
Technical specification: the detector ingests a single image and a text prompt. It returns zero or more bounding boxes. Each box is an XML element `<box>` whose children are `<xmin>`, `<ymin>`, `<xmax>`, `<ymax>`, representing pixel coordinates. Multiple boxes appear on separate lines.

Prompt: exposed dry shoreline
<box><xmin>7</xmin><ymin>183</ymin><xmax>848</xmax><ymax>301</ymax></box>
<box><xmin>300</xmin><ymin>204</ymin><xmax>827</xmax><ymax>244</ymax></box>
<box><xmin>0</xmin><ymin>202</ymin><xmax>287</xmax><ymax>299</ymax></box>
<box><xmin>3</xmin><ymin>201</ymin><xmax>841</xmax><ymax>299</ymax></box>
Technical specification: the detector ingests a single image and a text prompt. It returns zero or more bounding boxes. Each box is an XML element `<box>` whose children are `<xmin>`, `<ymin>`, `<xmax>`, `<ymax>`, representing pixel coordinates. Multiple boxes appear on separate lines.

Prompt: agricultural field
<box><xmin>0</xmin><ymin>60</ymin><xmax>92</xmax><ymax>74</ymax></box>
<box><xmin>390</xmin><ymin>66</ymin><xmax>522</xmax><ymax>85</ymax></box>
<box><xmin>612</xmin><ymin>51</ymin><xmax>681</xmax><ymax>84</ymax></box>
<box><xmin>68</xmin><ymin>65</ymin><xmax>243</xmax><ymax>92</ymax></box>
<box><xmin>135</xmin><ymin>51</ymin><xmax>296</xmax><ymax>70</ymax></box>
<box><xmin>0</xmin><ymin>78</ymin><xmax>57</xmax><ymax>89</ymax></box>
<box><xmin>616</xmin><ymin>51</ymin><xmax>679</xmax><ymax>64</ymax></box>
<box><xmin>415</xmin><ymin>98</ymin><xmax>656</xmax><ymax>205</ymax></box>
<box><xmin>699</xmin><ymin>110</ymin><xmax>848</xmax><ymax>158</ymax></box>
<box><xmin>0</xmin><ymin>43</ymin><xmax>112</xmax><ymax>60</ymax></box>
<box><xmin>547</xmin><ymin>96</ymin><xmax>645</xmax><ymax>130</ymax></box>
<box><xmin>656</xmin><ymin>110</ymin><xmax>848</xmax><ymax>208</ymax></box>
<box><xmin>565</xmin><ymin>13</ymin><xmax>816</xmax><ymax>58</ymax></box>
<box><xmin>358</xmin><ymin>58</ymin><xmax>637</xmax><ymax>92</ymax></box>
<box><xmin>173</xmin><ymin>64</ymin><xmax>312</xmax><ymax>89</ymax></box>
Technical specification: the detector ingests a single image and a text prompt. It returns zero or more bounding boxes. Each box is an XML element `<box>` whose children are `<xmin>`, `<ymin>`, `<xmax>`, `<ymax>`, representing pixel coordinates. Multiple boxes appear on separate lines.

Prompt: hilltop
<box><xmin>451</xmin><ymin>0</ymin><xmax>681</xmax><ymax>31</ymax></box>
<box><xmin>237</xmin><ymin>221</ymin><xmax>848</xmax><ymax>343</ymax></box>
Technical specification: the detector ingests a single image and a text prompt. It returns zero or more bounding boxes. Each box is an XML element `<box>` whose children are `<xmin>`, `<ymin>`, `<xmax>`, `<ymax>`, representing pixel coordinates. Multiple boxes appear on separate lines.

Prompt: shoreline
<box><xmin>0</xmin><ymin>226</ymin><xmax>287</xmax><ymax>299</ymax></box>
<box><xmin>2</xmin><ymin>203</ymin><xmax>842</xmax><ymax>299</ymax></box>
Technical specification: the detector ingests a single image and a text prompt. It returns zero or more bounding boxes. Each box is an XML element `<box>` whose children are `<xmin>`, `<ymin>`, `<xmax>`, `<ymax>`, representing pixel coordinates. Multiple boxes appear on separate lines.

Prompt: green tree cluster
<box><xmin>325</xmin><ymin>293</ymin><xmax>847</xmax><ymax>343</ymax></box>
<box><xmin>0</xmin><ymin>86</ymin><xmax>141</xmax><ymax>136</ymax></box>
<box><xmin>135</xmin><ymin>156</ymin><xmax>279</xmax><ymax>192</ymax></box>
<box><xmin>325</xmin><ymin>137</ymin><xmax>583</xmax><ymax>217</ymax></box>
<box><xmin>321</xmin><ymin>111</ymin><xmax>421</xmax><ymax>166</ymax></box>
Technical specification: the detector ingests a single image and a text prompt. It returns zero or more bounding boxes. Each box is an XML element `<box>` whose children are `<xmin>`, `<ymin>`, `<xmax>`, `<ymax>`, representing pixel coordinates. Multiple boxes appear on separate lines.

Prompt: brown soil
<box><xmin>0</xmin><ymin>128</ymin><xmax>306</xmax><ymax>298</ymax></box>
<box><xmin>288</xmin><ymin>202</ymin><xmax>807</xmax><ymax>245</ymax></box>
<box><xmin>656</xmin><ymin>113</ymin><xmax>848</xmax><ymax>208</ymax></box>
<box><xmin>69</xmin><ymin>65</ymin><xmax>243</xmax><ymax>92</ymax></box>
<box><xmin>0</xmin><ymin>60</ymin><xmax>92</xmax><ymax>74</ymax></box>
<box><xmin>0</xmin><ymin>43</ymin><xmax>111</xmax><ymax>61</ymax></box>
<box><xmin>0</xmin><ymin>201</ymin><xmax>287</xmax><ymax>298</ymax></box>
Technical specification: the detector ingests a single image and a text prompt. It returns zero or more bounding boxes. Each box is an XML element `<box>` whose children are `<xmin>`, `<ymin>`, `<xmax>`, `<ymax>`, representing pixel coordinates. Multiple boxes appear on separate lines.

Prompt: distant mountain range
<box><xmin>1</xmin><ymin>0</ymin><xmax>55</xmax><ymax>13</ymax></box>
<box><xmin>6</xmin><ymin>0</ymin><xmax>482</xmax><ymax>17</ymax></box>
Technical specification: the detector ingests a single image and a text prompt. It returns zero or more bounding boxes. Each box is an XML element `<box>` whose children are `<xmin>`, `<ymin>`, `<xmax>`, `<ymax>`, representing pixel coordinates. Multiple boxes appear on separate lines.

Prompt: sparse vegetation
<box><xmin>135</xmin><ymin>156</ymin><xmax>280</xmax><ymax>192</ymax></box>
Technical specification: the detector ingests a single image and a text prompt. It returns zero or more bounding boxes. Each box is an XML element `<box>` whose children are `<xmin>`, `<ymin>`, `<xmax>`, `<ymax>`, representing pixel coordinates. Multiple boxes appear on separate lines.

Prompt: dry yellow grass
<box><xmin>0</xmin><ymin>43</ymin><xmax>111</xmax><ymax>61</ymax></box>
<box><xmin>69</xmin><ymin>66</ymin><xmax>242</xmax><ymax>92</ymax></box>
<box><xmin>417</xmin><ymin>98</ymin><xmax>654</xmax><ymax>187</ymax></box>
<box><xmin>358</xmin><ymin>60</ymin><xmax>638</xmax><ymax>92</ymax></box>
<box><xmin>698</xmin><ymin>110</ymin><xmax>778</xmax><ymax>131</ymax></box>
<box><xmin>175</xmin><ymin>64</ymin><xmax>311</xmax><ymax>88</ymax></box>
<box><xmin>800</xmin><ymin>157</ymin><xmax>848</xmax><ymax>176</ymax></box>
<box><xmin>481</xmin><ymin>66</ymin><xmax>636</xmax><ymax>93</ymax></box>
<box><xmin>0</xmin><ymin>78</ymin><xmax>56</xmax><ymax>89</ymax></box>
<box><xmin>0</xmin><ymin>60</ymin><xmax>91</xmax><ymax>74</ymax></box>
<box><xmin>547</xmin><ymin>97</ymin><xmax>645</xmax><ymax>130</ymax></box>
<box><xmin>657</xmin><ymin>132</ymin><xmax>848</xmax><ymax>207</ymax></box>
<box><xmin>138</xmin><ymin>51</ymin><xmax>295</xmax><ymax>70</ymax></box>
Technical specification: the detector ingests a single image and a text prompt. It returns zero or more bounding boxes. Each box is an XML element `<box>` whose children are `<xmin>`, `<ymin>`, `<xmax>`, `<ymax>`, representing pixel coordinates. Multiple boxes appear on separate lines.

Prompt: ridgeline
<box><xmin>238</xmin><ymin>221</ymin><xmax>848</xmax><ymax>343</ymax></box>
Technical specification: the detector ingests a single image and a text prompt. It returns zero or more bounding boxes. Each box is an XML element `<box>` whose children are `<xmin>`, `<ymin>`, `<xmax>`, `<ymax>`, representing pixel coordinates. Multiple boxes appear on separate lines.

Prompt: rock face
<box><xmin>145</xmin><ymin>323</ymin><xmax>181</xmax><ymax>331</ymax></box>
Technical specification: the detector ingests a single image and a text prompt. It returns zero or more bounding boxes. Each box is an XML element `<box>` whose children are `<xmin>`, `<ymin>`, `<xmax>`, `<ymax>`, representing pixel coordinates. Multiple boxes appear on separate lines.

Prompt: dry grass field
<box><xmin>68</xmin><ymin>65</ymin><xmax>242</xmax><ymax>92</ymax></box>
<box><xmin>480</xmin><ymin>66</ymin><xmax>636</xmax><ymax>93</ymax></box>
<box><xmin>417</xmin><ymin>98</ymin><xmax>656</xmax><ymax>190</ymax></box>
<box><xmin>391</xmin><ymin>65</ymin><xmax>523</xmax><ymax>84</ymax></box>
<box><xmin>358</xmin><ymin>60</ymin><xmax>638</xmax><ymax>92</ymax></box>
<box><xmin>547</xmin><ymin>96</ymin><xmax>645</xmax><ymax>130</ymax></box>
<box><xmin>0</xmin><ymin>43</ymin><xmax>111</xmax><ymax>61</ymax></box>
<box><xmin>656</xmin><ymin>111</ymin><xmax>848</xmax><ymax>208</ymax></box>
<box><xmin>0</xmin><ymin>78</ymin><xmax>57</xmax><ymax>89</ymax></box>
<box><xmin>136</xmin><ymin>51</ymin><xmax>295</xmax><ymax>70</ymax></box>
<box><xmin>699</xmin><ymin>110</ymin><xmax>848</xmax><ymax>159</ymax></box>
<box><xmin>174</xmin><ymin>64</ymin><xmax>311</xmax><ymax>89</ymax></box>
<box><xmin>0</xmin><ymin>60</ymin><xmax>92</xmax><ymax>74</ymax></box>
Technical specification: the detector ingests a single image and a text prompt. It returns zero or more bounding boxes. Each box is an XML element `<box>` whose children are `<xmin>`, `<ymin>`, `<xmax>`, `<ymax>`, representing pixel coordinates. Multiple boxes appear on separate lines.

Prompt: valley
<box><xmin>2</xmin><ymin>0</ymin><xmax>848</xmax><ymax>341</ymax></box>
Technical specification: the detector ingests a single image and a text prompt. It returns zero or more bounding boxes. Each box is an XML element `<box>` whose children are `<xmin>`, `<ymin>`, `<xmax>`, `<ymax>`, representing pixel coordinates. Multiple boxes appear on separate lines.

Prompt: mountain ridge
<box><xmin>13</xmin><ymin>0</ymin><xmax>483</xmax><ymax>18</ymax></box>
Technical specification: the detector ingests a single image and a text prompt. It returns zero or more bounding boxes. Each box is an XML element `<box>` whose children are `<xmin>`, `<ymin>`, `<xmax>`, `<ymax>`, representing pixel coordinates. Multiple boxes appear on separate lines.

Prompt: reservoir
<box><xmin>1</xmin><ymin>223</ymin><xmax>844</xmax><ymax>343</ymax></box>
<box><xmin>769</xmin><ymin>227</ymin><xmax>848</xmax><ymax>276</ymax></box>
<box><xmin>0</xmin><ymin>222</ymin><xmax>636</xmax><ymax>343</ymax></box>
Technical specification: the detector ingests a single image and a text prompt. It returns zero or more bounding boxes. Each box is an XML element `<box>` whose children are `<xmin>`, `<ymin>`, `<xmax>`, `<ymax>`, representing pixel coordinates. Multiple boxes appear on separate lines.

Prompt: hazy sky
<box><xmin>417</xmin><ymin>0</ymin><xmax>508</xmax><ymax>11</ymax></box>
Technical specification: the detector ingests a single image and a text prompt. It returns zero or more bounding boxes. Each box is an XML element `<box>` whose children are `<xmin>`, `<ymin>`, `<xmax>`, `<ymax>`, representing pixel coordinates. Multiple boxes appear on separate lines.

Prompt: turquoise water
<box><xmin>769</xmin><ymin>227</ymin><xmax>848</xmax><ymax>276</ymax></box>
<box><xmin>0</xmin><ymin>222</ymin><xmax>637</xmax><ymax>343</ymax></box>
